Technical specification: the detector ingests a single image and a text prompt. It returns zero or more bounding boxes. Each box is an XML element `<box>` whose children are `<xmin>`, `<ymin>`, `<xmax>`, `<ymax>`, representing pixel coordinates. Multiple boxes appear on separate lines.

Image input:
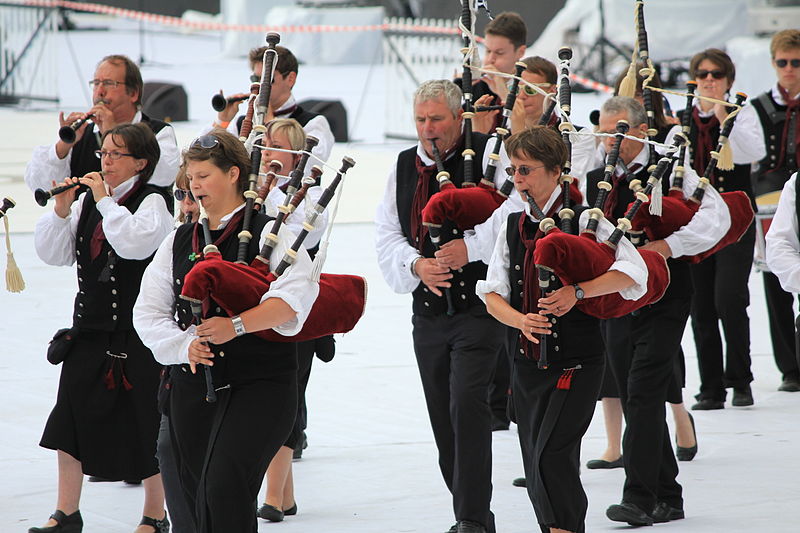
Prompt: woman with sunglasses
<box><xmin>30</xmin><ymin>123</ymin><xmax>174</xmax><ymax>533</ymax></box>
<box><xmin>682</xmin><ymin>48</ymin><xmax>764</xmax><ymax>412</ymax></box>
<box><xmin>133</xmin><ymin>129</ymin><xmax>318</xmax><ymax>533</ymax></box>
<box><xmin>477</xmin><ymin>126</ymin><xmax>646</xmax><ymax>533</ymax></box>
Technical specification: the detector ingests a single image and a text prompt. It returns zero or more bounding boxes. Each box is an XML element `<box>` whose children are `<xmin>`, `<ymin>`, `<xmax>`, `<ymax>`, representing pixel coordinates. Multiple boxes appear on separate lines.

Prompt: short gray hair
<box><xmin>601</xmin><ymin>96</ymin><xmax>648</xmax><ymax>127</ymax></box>
<box><xmin>413</xmin><ymin>79</ymin><xmax>462</xmax><ymax>116</ymax></box>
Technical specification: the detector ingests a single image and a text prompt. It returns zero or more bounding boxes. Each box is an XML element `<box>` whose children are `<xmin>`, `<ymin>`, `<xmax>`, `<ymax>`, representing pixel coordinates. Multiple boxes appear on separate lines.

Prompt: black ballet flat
<box><xmin>257</xmin><ymin>503</ymin><xmax>284</xmax><ymax>522</ymax></box>
<box><xmin>512</xmin><ymin>477</ymin><xmax>526</xmax><ymax>487</ymax></box>
<box><xmin>28</xmin><ymin>510</ymin><xmax>83</xmax><ymax>533</ymax></box>
<box><xmin>283</xmin><ymin>502</ymin><xmax>298</xmax><ymax>516</ymax></box>
<box><xmin>139</xmin><ymin>513</ymin><xmax>170</xmax><ymax>533</ymax></box>
<box><xmin>586</xmin><ymin>456</ymin><xmax>623</xmax><ymax>469</ymax></box>
<box><xmin>676</xmin><ymin>413</ymin><xmax>698</xmax><ymax>461</ymax></box>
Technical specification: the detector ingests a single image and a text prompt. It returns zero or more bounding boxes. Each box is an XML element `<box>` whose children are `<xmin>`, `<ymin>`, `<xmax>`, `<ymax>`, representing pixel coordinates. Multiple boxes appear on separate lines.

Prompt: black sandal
<box><xmin>139</xmin><ymin>514</ymin><xmax>170</xmax><ymax>533</ymax></box>
<box><xmin>28</xmin><ymin>510</ymin><xmax>83</xmax><ymax>533</ymax></box>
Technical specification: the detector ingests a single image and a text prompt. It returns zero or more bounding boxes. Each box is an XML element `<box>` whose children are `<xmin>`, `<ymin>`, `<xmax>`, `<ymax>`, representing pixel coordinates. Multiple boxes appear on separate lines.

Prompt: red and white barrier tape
<box><xmin>569</xmin><ymin>73</ymin><xmax>614</xmax><ymax>93</ymax></box>
<box><xmin>10</xmin><ymin>0</ymin><xmax>463</xmax><ymax>35</ymax></box>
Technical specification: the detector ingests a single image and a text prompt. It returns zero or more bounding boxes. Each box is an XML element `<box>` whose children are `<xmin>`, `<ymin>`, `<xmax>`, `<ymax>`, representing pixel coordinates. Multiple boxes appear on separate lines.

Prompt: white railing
<box><xmin>383</xmin><ymin>16</ymin><xmax>462</xmax><ymax>140</ymax></box>
<box><xmin>0</xmin><ymin>3</ymin><xmax>59</xmax><ymax>105</ymax></box>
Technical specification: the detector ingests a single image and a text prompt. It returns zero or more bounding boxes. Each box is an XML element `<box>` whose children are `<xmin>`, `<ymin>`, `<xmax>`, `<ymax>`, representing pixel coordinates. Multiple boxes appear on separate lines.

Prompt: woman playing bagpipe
<box><xmin>30</xmin><ymin>123</ymin><xmax>174</xmax><ymax>533</ymax></box>
<box><xmin>133</xmin><ymin>129</ymin><xmax>319</xmax><ymax>533</ymax></box>
<box><xmin>476</xmin><ymin>126</ymin><xmax>648</xmax><ymax>533</ymax></box>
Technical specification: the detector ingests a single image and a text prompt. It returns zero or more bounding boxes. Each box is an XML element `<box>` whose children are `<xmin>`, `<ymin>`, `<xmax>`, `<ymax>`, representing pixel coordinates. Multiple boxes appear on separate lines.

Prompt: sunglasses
<box><xmin>250</xmin><ymin>74</ymin><xmax>260</xmax><ymax>83</ymax></box>
<box><xmin>506</xmin><ymin>164</ymin><xmax>545</xmax><ymax>176</ymax></box>
<box><xmin>174</xmin><ymin>189</ymin><xmax>195</xmax><ymax>202</ymax></box>
<box><xmin>775</xmin><ymin>58</ymin><xmax>800</xmax><ymax>68</ymax></box>
<box><xmin>522</xmin><ymin>83</ymin><xmax>552</xmax><ymax>96</ymax></box>
<box><xmin>193</xmin><ymin>134</ymin><xmax>220</xmax><ymax>149</ymax></box>
<box><xmin>695</xmin><ymin>69</ymin><xmax>726</xmax><ymax>80</ymax></box>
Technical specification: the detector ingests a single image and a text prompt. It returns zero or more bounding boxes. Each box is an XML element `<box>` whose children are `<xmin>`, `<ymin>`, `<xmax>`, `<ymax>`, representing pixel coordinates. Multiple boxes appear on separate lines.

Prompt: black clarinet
<box><xmin>459</xmin><ymin>0</ymin><xmax>477</xmax><ymax>187</ymax></box>
<box><xmin>671</xmin><ymin>80</ymin><xmax>697</xmax><ymax>192</ymax></box>
<box><xmin>429</xmin><ymin>139</ymin><xmax>457</xmax><ymax>317</ymax></box>
<box><xmin>556</xmin><ymin>47</ymin><xmax>576</xmax><ymax>233</ymax></box>
<box><xmin>584</xmin><ymin>120</ymin><xmax>630</xmax><ymax>234</ymax></box>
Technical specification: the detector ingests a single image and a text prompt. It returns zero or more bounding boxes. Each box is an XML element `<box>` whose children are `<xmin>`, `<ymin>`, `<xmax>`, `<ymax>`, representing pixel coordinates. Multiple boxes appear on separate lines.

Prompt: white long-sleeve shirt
<box><xmin>34</xmin><ymin>175</ymin><xmax>174</xmax><ymax>265</ymax></box>
<box><xmin>375</xmin><ymin>139</ymin><xmax>511</xmax><ymax>294</ymax></box>
<box><xmin>133</xmin><ymin>204</ymin><xmax>319</xmax><ymax>365</ymax></box>
<box><xmin>766</xmin><ymin>173</ymin><xmax>800</xmax><ymax>292</ymax></box>
<box><xmin>691</xmin><ymin>99</ymin><xmax>765</xmax><ymax>165</ymax></box>
<box><xmin>476</xmin><ymin>185</ymin><xmax>648</xmax><ymax>304</ymax></box>
<box><xmin>263</xmin><ymin>176</ymin><xmax>329</xmax><ymax>249</ymax></box>
<box><xmin>25</xmin><ymin>110</ymin><xmax>180</xmax><ymax>191</ymax></box>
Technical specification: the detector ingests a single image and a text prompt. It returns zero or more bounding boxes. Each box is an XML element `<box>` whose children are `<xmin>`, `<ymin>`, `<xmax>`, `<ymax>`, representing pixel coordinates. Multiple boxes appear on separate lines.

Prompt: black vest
<box><xmin>585</xmin><ymin>164</ymin><xmax>691</xmax><ymax>301</ymax></box>
<box><xmin>236</xmin><ymin>104</ymin><xmax>319</xmax><ymax>136</ymax></box>
<box><xmin>752</xmin><ymin>91</ymin><xmax>797</xmax><ymax>194</ymax></box>
<box><xmin>505</xmin><ymin>211</ymin><xmax>602</xmax><ymax>365</ymax></box>
<box><xmin>171</xmin><ymin>212</ymin><xmax>297</xmax><ymax>386</ymax></box>
<box><xmin>72</xmin><ymin>183</ymin><xmax>163</xmax><ymax>331</ymax></box>
<box><xmin>677</xmin><ymin>109</ymin><xmax>755</xmax><ymax>209</ymax></box>
<box><xmin>69</xmin><ymin>113</ymin><xmax>168</xmax><ymax>178</ymax></box>
<box><xmin>395</xmin><ymin>133</ymin><xmax>491</xmax><ymax>316</ymax></box>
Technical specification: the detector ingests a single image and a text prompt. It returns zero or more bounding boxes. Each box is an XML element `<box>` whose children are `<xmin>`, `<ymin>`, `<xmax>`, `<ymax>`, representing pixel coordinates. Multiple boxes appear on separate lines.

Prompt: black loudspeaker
<box><xmin>142</xmin><ymin>82</ymin><xmax>188</xmax><ymax>122</ymax></box>
<box><xmin>299</xmin><ymin>99</ymin><xmax>349</xmax><ymax>142</ymax></box>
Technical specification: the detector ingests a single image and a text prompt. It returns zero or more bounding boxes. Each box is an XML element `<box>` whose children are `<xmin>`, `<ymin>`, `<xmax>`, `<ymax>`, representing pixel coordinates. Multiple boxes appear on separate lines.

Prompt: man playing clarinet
<box><xmin>25</xmin><ymin>54</ymin><xmax>179</xmax><ymax>192</ymax></box>
<box><xmin>375</xmin><ymin>79</ymin><xmax>510</xmax><ymax>533</ymax></box>
<box><xmin>588</xmin><ymin>97</ymin><xmax>729</xmax><ymax>526</ymax></box>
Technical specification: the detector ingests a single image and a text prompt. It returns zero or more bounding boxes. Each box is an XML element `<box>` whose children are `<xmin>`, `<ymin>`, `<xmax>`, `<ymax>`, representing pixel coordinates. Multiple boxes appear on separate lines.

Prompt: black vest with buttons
<box><xmin>505</xmin><ymin>211</ymin><xmax>602</xmax><ymax>365</ymax></box>
<box><xmin>171</xmin><ymin>212</ymin><xmax>297</xmax><ymax>386</ymax></box>
<box><xmin>72</xmin><ymin>184</ymin><xmax>162</xmax><ymax>331</ymax></box>
<box><xmin>586</xmin><ymin>164</ymin><xmax>691</xmax><ymax>301</ymax></box>
<box><xmin>395</xmin><ymin>133</ymin><xmax>491</xmax><ymax>316</ymax></box>
<box><xmin>752</xmin><ymin>91</ymin><xmax>797</xmax><ymax>195</ymax></box>
<box><xmin>677</xmin><ymin>109</ymin><xmax>755</xmax><ymax>208</ymax></box>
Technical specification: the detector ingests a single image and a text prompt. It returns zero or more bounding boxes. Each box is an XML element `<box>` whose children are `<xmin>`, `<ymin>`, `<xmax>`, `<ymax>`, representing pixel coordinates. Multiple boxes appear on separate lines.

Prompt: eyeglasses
<box><xmin>695</xmin><ymin>70</ymin><xmax>726</xmax><ymax>80</ymax></box>
<box><xmin>174</xmin><ymin>189</ymin><xmax>195</xmax><ymax>202</ymax></box>
<box><xmin>89</xmin><ymin>79</ymin><xmax>126</xmax><ymax>89</ymax></box>
<box><xmin>250</xmin><ymin>74</ymin><xmax>260</xmax><ymax>83</ymax></box>
<box><xmin>506</xmin><ymin>164</ymin><xmax>545</xmax><ymax>176</ymax></box>
<box><xmin>192</xmin><ymin>134</ymin><xmax>220</xmax><ymax>149</ymax></box>
<box><xmin>95</xmin><ymin>150</ymin><xmax>135</xmax><ymax>160</ymax></box>
<box><xmin>522</xmin><ymin>83</ymin><xmax>552</xmax><ymax>96</ymax></box>
<box><xmin>775</xmin><ymin>58</ymin><xmax>800</xmax><ymax>69</ymax></box>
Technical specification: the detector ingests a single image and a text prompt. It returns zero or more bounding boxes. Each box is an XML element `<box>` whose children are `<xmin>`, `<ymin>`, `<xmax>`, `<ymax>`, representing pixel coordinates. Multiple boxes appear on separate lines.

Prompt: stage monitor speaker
<box><xmin>299</xmin><ymin>99</ymin><xmax>348</xmax><ymax>142</ymax></box>
<box><xmin>142</xmin><ymin>82</ymin><xmax>188</xmax><ymax>122</ymax></box>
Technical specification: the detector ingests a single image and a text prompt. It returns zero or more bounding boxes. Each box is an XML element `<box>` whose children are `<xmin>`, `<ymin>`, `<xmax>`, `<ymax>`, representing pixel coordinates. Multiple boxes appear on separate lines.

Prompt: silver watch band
<box><xmin>231</xmin><ymin>315</ymin><xmax>246</xmax><ymax>337</ymax></box>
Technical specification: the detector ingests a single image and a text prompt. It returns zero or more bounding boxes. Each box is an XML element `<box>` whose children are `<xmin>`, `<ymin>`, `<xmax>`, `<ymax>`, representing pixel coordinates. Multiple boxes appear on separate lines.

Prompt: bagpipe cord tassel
<box><xmin>3</xmin><ymin>215</ymin><xmax>25</xmax><ymax>293</ymax></box>
<box><xmin>617</xmin><ymin>4</ymin><xmax>641</xmax><ymax>99</ymax></box>
<box><xmin>717</xmin><ymin>142</ymin><xmax>735</xmax><ymax>171</ymax></box>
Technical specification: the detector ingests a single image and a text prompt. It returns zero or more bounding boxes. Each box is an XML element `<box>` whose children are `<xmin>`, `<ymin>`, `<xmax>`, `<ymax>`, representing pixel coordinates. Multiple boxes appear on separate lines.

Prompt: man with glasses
<box><xmin>25</xmin><ymin>54</ymin><xmax>179</xmax><ymax>194</ymax></box>
<box><xmin>375</xmin><ymin>79</ymin><xmax>511</xmax><ymax>533</ymax></box>
<box><xmin>211</xmin><ymin>45</ymin><xmax>334</xmax><ymax>169</ymax></box>
<box><xmin>751</xmin><ymin>29</ymin><xmax>800</xmax><ymax>394</ymax></box>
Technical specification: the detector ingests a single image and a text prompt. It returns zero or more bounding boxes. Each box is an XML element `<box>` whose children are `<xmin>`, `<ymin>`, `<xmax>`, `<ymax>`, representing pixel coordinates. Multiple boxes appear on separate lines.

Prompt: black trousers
<box><xmin>605</xmin><ymin>298</ymin><xmax>687</xmax><ymax>512</ymax></box>
<box><xmin>690</xmin><ymin>224</ymin><xmax>755</xmax><ymax>400</ymax></box>
<box><xmin>412</xmin><ymin>311</ymin><xmax>503</xmax><ymax>532</ymax></box>
<box><xmin>169</xmin><ymin>372</ymin><xmax>297</xmax><ymax>533</ymax></box>
<box><xmin>488</xmin><ymin>344</ymin><xmax>511</xmax><ymax>423</ymax></box>
<box><xmin>157</xmin><ymin>414</ymin><xmax>194</xmax><ymax>533</ymax></box>
<box><xmin>514</xmin><ymin>354</ymin><xmax>603</xmax><ymax>533</ymax></box>
<box><xmin>763</xmin><ymin>271</ymin><xmax>800</xmax><ymax>381</ymax></box>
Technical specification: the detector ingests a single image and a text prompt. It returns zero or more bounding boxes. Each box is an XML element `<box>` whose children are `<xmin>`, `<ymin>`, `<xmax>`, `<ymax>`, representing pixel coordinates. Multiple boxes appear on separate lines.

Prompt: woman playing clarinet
<box><xmin>30</xmin><ymin>123</ymin><xmax>174</xmax><ymax>533</ymax></box>
<box><xmin>477</xmin><ymin>126</ymin><xmax>647</xmax><ymax>533</ymax></box>
<box><xmin>133</xmin><ymin>129</ymin><xmax>318</xmax><ymax>533</ymax></box>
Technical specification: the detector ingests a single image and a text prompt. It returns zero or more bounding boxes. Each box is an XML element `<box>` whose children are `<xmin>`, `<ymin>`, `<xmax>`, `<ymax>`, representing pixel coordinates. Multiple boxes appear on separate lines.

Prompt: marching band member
<box><xmin>477</xmin><ymin>125</ymin><xmax>646</xmax><ymax>533</ymax></box>
<box><xmin>766</xmin><ymin>172</ymin><xmax>800</xmax><ymax>293</ymax></box>
<box><xmin>24</xmin><ymin>55</ymin><xmax>179</xmax><ymax>192</ymax></box>
<box><xmin>30</xmin><ymin>123</ymin><xmax>174</xmax><ymax>533</ymax></box>
<box><xmin>588</xmin><ymin>97</ymin><xmax>729</xmax><ymax>526</ymax></box>
<box><xmin>133</xmin><ymin>129</ymin><xmax>318</xmax><ymax>533</ymax></box>
<box><xmin>375</xmin><ymin>79</ymin><xmax>509</xmax><ymax>533</ymax></box>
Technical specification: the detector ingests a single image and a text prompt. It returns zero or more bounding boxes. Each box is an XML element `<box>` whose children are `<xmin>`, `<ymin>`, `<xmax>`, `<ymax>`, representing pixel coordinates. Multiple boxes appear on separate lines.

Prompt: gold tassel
<box><xmin>717</xmin><ymin>141</ymin><xmax>734</xmax><ymax>171</ymax></box>
<box><xmin>3</xmin><ymin>215</ymin><xmax>25</xmax><ymax>293</ymax></box>
<box><xmin>618</xmin><ymin>60</ymin><xmax>638</xmax><ymax>98</ymax></box>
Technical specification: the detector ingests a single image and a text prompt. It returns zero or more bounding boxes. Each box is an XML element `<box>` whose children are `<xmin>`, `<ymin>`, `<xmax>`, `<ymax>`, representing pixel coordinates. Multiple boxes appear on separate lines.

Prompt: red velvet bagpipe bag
<box><xmin>532</xmin><ymin>227</ymin><xmax>670</xmax><ymax>319</ymax></box>
<box><xmin>629</xmin><ymin>190</ymin><xmax>754</xmax><ymax>264</ymax></box>
<box><xmin>421</xmin><ymin>180</ymin><xmax>506</xmax><ymax>230</ymax></box>
<box><xmin>181</xmin><ymin>251</ymin><xmax>367</xmax><ymax>342</ymax></box>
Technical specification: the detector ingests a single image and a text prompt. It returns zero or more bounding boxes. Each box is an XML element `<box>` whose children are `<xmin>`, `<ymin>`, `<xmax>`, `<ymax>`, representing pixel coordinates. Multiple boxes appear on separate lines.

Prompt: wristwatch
<box><xmin>573</xmin><ymin>283</ymin><xmax>585</xmax><ymax>300</ymax></box>
<box><xmin>231</xmin><ymin>315</ymin><xmax>246</xmax><ymax>337</ymax></box>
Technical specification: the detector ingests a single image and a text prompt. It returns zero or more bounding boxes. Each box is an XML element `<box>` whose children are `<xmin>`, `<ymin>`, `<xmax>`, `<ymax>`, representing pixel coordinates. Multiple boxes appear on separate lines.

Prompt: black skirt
<box><xmin>39</xmin><ymin>329</ymin><xmax>162</xmax><ymax>480</ymax></box>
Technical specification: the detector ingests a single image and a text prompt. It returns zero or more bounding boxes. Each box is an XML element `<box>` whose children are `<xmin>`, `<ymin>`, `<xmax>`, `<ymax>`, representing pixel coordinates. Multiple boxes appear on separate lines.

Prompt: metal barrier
<box><xmin>383</xmin><ymin>16</ymin><xmax>461</xmax><ymax>140</ymax></box>
<box><xmin>0</xmin><ymin>2</ymin><xmax>59</xmax><ymax>105</ymax></box>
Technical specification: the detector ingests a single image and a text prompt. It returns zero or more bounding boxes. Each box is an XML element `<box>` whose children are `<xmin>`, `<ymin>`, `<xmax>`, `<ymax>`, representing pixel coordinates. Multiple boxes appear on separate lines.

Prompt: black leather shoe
<box><xmin>512</xmin><ymin>476</ymin><xmax>526</xmax><ymax>487</ymax></box>
<box><xmin>586</xmin><ymin>456</ymin><xmax>623</xmax><ymax>469</ymax></box>
<box><xmin>257</xmin><ymin>503</ymin><xmax>284</xmax><ymax>522</ymax></box>
<box><xmin>283</xmin><ymin>503</ymin><xmax>297</xmax><ymax>516</ymax></box>
<box><xmin>778</xmin><ymin>378</ymin><xmax>800</xmax><ymax>392</ymax></box>
<box><xmin>606</xmin><ymin>502</ymin><xmax>653</xmax><ymax>526</ymax></box>
<box><xmin>28</xmin><ymin>510</ymin><xmax>83</xmax><ymax>533</ymax></box>
<box><xmin>676</xmin><ymin>413</ymin><xmax>697</xmax><ymax>462</ymax></box>
<box><xmin>650</xmin><ymin>502</ymin><xmax>685</xmax><ymax>523</ymax></box>
<box><xmin>691</xmin><ymin>398</ymin><xmax>724</xmax><ymax>410</ymax></box>
<box><xmin>139</xmin><ymin>513</ymin><xmax>170</xmax><ymax>533</ymax></box>
<box><xmin>455</xmin><ymin>520</ymin><xmax>486</xmax><ymax>533</ymax></box>
<box><xmin>732</xmin><ymin>386</ymin><xmax>754</xmax><ymax>406</ymax></box>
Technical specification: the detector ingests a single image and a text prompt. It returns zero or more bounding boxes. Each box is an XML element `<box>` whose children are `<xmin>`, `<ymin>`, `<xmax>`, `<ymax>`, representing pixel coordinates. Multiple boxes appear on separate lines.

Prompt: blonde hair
<box><xmin>265</xmin><ymin>118</ymin><xmax>306</xmax><ymax>151</ymax></box>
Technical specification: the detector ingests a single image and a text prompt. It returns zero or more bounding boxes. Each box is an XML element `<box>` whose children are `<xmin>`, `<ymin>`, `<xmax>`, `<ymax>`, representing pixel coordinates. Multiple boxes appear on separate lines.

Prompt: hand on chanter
<box><xmin>517</xmin><ymin>312</ymin><xmax>551</xmax><ymax>344</ymax></box>
<box><xmin>538</xmin><ymin>285</ymin><xmax>578</xmax><ymax>317</ymax></box>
